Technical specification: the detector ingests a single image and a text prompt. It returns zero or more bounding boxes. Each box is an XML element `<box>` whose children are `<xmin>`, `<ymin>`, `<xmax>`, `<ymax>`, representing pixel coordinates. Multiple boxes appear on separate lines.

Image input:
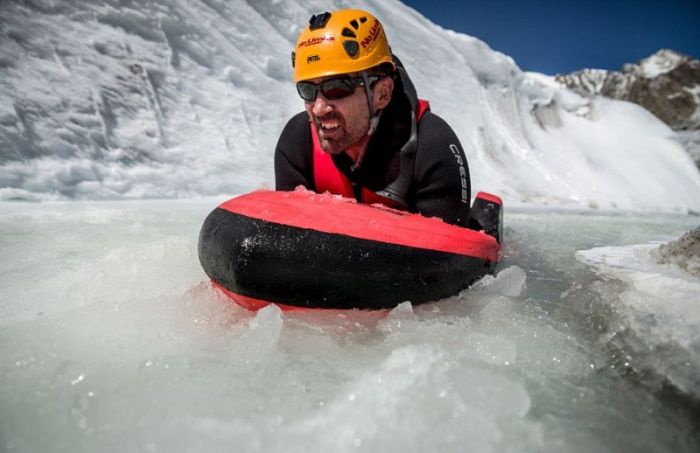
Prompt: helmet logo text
<box><xmin>298</xmin><ymin>36</ymin><xmax>335</xmax><ymax>48</ymax></box>
<box><xmin>360</xmin><ymin>19</ymin><xmax>381</xmax><ymax>49</ymax></box>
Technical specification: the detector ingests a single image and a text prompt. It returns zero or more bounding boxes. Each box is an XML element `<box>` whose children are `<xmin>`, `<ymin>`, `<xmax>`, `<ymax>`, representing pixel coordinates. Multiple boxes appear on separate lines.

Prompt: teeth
<box><xmin>321</xmin><ymin>121</ymin><xmax>339</xmax><ymax>130</ymax></box>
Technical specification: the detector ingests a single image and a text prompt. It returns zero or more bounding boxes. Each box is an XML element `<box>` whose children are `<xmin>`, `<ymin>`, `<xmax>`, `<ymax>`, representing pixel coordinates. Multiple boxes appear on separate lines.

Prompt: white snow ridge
<box><xmin>1</xmin><ymin>0</ymin><xmax>699</xmax><ymax>211</ymax></box>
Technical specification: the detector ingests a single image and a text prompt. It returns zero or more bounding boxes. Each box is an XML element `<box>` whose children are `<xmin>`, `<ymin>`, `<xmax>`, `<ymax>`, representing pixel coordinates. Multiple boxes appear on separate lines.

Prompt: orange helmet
<box><xmin>292</xmin><ymin>9</ymin><xmax>396</xmax><ymax>82</ymax></box>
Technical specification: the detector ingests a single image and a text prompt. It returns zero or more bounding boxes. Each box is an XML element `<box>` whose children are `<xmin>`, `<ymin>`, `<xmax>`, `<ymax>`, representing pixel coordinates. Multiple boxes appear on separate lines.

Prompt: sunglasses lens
<box><xmin>296</xmin><ymin>82</ymin><xmax>317</xmax><ymax>101</ymax></box>
<box><xmin>321</xmin><ymin>79</ymin><xmax>355</xmax><ymax>100</ymax></box>
<box><xmin>297</xmin><ymin>78</ymin><xmax>359</xmax><ymax>101</ymax></box>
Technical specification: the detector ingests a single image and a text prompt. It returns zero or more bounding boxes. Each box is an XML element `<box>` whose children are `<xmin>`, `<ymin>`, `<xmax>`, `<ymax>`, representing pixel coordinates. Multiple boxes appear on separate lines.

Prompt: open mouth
<box><xmin>315</xmin><ymin>112</ymin><xmax>344</xmax><ymax>135</ymax></box>
<box><xmin>320</xmin><ymin>120</ymin><xmax>341</xmax><ymax>131</ymax></box>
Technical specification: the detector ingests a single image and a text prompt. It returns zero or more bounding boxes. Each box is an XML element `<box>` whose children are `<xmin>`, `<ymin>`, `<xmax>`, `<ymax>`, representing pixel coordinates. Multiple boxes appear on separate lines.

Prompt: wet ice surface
<box><xmin>1</xmin><ymin>200</ymin><xmax>699</xmax><ymax>453</ymax></box>
<box><xmin>577</xmin><ymin>239</ymin><xmax>700</xmax><ymax>399</ymax></box>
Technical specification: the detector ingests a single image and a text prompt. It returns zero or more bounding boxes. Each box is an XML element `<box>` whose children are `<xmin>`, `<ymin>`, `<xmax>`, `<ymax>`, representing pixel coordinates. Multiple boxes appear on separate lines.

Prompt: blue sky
<box><xmin>400</xmin><ymin>0</ymin><xmax>700</xmax><ymax>74</ymax></box>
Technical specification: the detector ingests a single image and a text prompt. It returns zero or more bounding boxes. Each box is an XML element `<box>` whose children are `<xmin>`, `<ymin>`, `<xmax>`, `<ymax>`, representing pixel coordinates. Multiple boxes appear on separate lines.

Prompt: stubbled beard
<box><xmin>314</xmin><ymin>112</ymin><xmax>367</xmax><ymax>154</ymax></box>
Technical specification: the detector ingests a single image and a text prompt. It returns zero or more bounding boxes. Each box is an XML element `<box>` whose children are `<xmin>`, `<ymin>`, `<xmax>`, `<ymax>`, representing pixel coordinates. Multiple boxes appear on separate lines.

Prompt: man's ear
<box><xmin>373</xmin><ymin>77</ymin><xmax>394</xmax><ymax>110</ymax></box>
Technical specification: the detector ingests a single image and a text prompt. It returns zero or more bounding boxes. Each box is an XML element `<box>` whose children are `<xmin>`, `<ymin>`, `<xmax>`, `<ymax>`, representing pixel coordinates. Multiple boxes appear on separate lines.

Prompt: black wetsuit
<box><xmin>275</xmin><ymin>63</ymin><xmax>471</xmax><ymax>227</ymax></box>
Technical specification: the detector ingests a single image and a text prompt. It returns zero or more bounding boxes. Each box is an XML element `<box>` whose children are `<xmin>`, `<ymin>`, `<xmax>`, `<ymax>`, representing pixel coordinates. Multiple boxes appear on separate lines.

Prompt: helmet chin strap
<box><xmin>361</xmin><ymin>70</ymin><xmax>381</xmax><ymax>136</ymax></box>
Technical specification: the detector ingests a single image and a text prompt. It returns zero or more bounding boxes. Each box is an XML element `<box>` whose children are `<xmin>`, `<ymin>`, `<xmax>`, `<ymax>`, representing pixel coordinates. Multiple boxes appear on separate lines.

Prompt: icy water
<box><xmin>1</xmin><ymin>199</ymin><xmax>698</xmax><ymax>453</ymax></box>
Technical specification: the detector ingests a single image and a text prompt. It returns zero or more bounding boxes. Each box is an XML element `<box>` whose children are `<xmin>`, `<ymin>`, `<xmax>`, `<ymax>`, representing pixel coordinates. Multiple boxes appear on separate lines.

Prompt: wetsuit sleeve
<box><xmin>274</xmin><ymin>112</ymin><xmax>315</xmax><ymax>191</ymax></box>
<box><xmin>413</xmin><ymin>112</ymin><xmax>471</xmax><ymax>227</ymax></box>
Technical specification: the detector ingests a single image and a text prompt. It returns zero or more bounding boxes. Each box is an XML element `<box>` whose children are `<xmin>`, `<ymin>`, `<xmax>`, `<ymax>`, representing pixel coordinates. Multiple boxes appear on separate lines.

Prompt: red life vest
<box><xmin>311</xmin><ymin>99</ymin><xmax>430</xmax><ymax>208</ymax></box>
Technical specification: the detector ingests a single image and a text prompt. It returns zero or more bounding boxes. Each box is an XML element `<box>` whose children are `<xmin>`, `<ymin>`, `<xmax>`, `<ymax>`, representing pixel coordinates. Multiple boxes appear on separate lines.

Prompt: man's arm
<box><xmin>413</xmin><ymin>112</ymin><xmax>471</xmax><ymax>227</ymax></box>
<box><xmin>274</xmin><ymin>112</ymin><xmax>315</xmax><ymax>191</ymax></box>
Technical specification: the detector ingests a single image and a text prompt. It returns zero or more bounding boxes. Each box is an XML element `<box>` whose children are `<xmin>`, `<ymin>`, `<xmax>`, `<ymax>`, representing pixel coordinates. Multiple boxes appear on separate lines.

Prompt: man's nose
<box><xmin>311</xmin><ymin>94</ymin><xmax>333</xmax><ymax>116</ymax></box>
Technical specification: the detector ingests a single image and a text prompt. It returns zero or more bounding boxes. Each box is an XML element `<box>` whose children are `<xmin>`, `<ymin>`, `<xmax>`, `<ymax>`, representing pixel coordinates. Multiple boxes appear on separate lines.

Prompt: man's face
<box><xmin>303</xmin><ymin>77</ymin><xmax>371</xmax><ymax>155</ymax></box>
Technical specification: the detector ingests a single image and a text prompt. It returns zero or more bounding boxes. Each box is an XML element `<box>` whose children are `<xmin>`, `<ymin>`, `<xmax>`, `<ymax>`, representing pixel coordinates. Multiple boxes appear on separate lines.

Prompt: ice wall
<box><xmin>1</xmin><ymin>0</ymin><xmax>699</xmax><ymax>211</ymax></box>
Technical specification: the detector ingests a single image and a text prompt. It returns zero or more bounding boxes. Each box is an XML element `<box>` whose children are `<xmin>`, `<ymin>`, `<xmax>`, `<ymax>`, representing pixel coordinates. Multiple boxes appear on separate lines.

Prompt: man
<box><xmin>275</xmin><ymin>9</ymin><xmax>471</xmax><ymax>227</ymax></box>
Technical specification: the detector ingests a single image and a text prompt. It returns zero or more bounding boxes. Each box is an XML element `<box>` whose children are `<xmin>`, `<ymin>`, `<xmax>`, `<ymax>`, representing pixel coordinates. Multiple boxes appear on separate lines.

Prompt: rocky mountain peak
<box><xmin>635</xmin><ymin>49</ymin><xmax>689</xmax><ymax>78</ymax></box>
<box><xmin>556</xmin><ymin>49</ymin><xmax>699</xmax><ymax>131</ymax></box>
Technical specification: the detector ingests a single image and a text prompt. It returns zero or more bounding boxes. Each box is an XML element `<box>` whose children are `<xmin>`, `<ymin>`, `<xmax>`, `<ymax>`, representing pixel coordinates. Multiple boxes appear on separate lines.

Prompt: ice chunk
<box><xmin>475</xmin><ymin>265</ymin><xmax>528</xmax><ymax>297</ymax></box>
<box><xmin>234</xmin><ymin>304</ymin><xmax>283</xmax><ymax>358</ymax></box>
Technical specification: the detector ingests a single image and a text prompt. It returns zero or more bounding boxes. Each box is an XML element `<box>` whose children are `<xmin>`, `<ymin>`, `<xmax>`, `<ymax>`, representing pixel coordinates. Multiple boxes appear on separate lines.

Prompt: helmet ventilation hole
<box><xmin>343</xmin><ymin>40</ymin><xmax>359</xmax><ymax>57</ymax></box>
<box><xmin>342</xmin><ymin>28</ymin><xmax>357</xmax><ymax>38</ymax></box>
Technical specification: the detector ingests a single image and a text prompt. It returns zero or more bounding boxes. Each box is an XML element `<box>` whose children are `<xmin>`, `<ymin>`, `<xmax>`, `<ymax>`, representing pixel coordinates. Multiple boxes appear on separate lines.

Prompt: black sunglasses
<box><xmin>296</xmin><ymin>76</ymin><xmax>379</xmax><ymax>102</ymax></box>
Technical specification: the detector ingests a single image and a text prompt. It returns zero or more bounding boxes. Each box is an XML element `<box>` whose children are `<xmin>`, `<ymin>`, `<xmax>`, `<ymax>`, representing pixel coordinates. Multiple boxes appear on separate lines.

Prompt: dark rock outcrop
<box><xmin>652</xmin><ymin>226</ymin><xmax>700</xmax><ymax>277</ymax></box>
